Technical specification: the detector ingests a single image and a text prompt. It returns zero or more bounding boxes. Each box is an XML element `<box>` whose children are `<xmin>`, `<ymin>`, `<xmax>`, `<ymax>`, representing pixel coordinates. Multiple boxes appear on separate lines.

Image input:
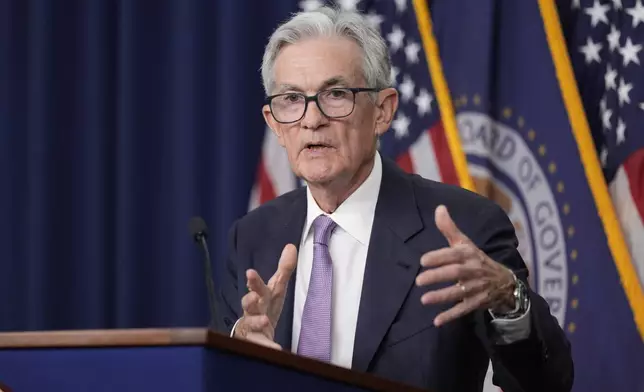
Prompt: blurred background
<box><xmin>1</xmin><ymin>0</ymin><xmax>643</xmax><ymax>390</ymax></box>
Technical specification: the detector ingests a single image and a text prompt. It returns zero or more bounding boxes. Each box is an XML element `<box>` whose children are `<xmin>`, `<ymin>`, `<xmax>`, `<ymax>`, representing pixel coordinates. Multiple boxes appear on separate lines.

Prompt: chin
<box><xmin>297</xmin><ymin>161</ymin><xmax>340</xmax><ymax>185</ymax></box>
<box><xmin>301</xmin><ymin>170</ymin><xmax>337</xmax><ymax>185</ymax></box>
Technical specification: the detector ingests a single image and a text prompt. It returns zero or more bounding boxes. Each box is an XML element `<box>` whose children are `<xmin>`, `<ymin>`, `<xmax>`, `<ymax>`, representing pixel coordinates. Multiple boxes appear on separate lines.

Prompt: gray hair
<box><xmin>260</xmin><ymin>6</ymin><xmax>391</xmax><ymax>96</ymax></box>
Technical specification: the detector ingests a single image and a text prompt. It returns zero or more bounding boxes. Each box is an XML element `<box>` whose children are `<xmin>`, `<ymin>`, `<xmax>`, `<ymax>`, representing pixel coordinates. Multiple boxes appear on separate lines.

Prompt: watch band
<box><xmin>491</xmin><ymin>271</ymin><xmax>530</xmax><ymax>319</ymax></box>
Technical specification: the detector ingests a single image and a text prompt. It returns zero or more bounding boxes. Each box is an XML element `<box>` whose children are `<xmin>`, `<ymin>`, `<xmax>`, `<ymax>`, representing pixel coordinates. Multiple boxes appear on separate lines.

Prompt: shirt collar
<box><xmin>303</xmin><ymin>151</ymin><xmax>383</xmax><ymax>245</ymax></box>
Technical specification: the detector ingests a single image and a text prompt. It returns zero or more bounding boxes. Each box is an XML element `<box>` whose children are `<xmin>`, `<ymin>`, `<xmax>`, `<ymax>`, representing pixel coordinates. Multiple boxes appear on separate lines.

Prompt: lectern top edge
<box><xmin>0</xmin><ymin>328</ymin><xmax>428</xmax><ymax>392</ymax></box>
<box><xmin>0</xmin><ymin>327</ymin><xmax>208</xmax><ymax>348</ymax></box>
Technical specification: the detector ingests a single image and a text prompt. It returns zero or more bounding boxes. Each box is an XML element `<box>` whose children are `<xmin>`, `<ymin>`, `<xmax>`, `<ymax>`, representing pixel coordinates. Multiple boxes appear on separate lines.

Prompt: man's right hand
<box><xmin>233</xmin><ymin>244</ymin><xmax>297</xmax><ymax>349</ymax></box>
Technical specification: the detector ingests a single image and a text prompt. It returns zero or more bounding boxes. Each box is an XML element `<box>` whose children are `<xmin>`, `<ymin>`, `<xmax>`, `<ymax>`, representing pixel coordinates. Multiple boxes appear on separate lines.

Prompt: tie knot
<box><xmin>312</xmin><ymin>214</ymin><xmax>337</xmax><ymax>245</ymax></box>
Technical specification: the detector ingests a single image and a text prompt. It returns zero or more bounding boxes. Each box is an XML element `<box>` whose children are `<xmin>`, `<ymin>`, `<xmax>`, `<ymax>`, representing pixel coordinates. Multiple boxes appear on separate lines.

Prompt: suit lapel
<box><xmin>351</xmin><ymin>159</ymin><xmax>424</xmax><ymax>373</ymax></box>
<box><xmin>252</xmin><ymin>189</ymin><xmax>307</xmax><ymax>351</ymax></box>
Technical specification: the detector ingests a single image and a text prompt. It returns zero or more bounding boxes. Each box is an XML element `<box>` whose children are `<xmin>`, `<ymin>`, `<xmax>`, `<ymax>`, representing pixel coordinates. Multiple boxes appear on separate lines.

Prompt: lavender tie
<box><xmin>297</xmin><ymin>214</ymin><xmax>337</xmax><ymax>362</ymax></box>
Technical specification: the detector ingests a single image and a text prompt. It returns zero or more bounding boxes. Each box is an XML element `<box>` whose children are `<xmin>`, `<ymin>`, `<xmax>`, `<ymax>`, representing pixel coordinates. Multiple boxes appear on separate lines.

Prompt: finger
<box><xmin>268</xmin><ymin>244</ymin><xmax>298</xmax><ymax>293</ymax></box>
<box><xmin>241</xmin><ymin>291</ymin><xmax>264</xmax><ymax>315</ymax></box>
<box><xmin>246</xmin><ymin>269</ymin><xmax>270</xmax><ymax>298</ymax></box>
<box><xmin>420</xmin><ymin>244</ymin><xmax>475</xmax><ymax>267</ymax></box>
<box><xmin>420</xmin><ymin>279</ymin><xmax>487</xmax><ymax>306</ymax></box>
<box><xmin>239</xmin><ymin>315</ymin><xmax>271</xmax><ymax>334</ymax></box>
<box><xmin>415</xmin><ymin>263</ymin><xmax>479</xmax><ymax>287</ymax></box>
<box><xmin>435</xmin><ymin>205</ymin><xmax>472</xmax><ymax>246</ymax></box>
<box><xmin>433</xmin><ymin>289</ymin><xmax>488</xmax><ymax>327</ymax></box>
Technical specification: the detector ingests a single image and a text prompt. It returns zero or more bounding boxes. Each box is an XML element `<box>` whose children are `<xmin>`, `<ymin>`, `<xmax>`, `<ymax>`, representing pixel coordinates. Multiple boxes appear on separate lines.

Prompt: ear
<box><xmin>262</xmin><ymin>104</ymin><xmax>285</xmax><ymax>147</ymax></box>
<box><xmin>374</xmin><ymin>87</ymin><xmax>399</xmax><ymax>137</ymax></box>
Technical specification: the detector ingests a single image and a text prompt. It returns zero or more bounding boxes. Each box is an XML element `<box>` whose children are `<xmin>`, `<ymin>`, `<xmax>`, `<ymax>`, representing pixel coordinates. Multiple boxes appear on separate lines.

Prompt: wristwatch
<box><xmin>491</xmin><ymin>271</ymin><xmax>530</xmax><ymax>319</ymax></box>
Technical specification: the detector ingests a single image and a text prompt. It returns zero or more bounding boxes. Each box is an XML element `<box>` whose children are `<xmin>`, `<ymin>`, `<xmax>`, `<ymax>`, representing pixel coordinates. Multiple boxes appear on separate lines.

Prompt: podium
<box><xmin>0</xmin><ymin>328</ymin><xmax>425</xmax><ymax>392</ymax></box>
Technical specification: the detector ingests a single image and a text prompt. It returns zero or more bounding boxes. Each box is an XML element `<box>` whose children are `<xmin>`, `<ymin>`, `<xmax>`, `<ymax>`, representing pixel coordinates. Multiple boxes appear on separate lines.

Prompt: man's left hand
<box><xmin>416</xmin><ymin>205</ymin><xmax>517</xmax><ymax>327</ymax></box>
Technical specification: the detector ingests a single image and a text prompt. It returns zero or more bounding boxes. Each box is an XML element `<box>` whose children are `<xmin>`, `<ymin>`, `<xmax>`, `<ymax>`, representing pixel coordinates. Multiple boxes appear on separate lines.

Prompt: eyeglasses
<box><xmin>265</xmin><ymin>87</ymin><xmax>380</xmax><ymax>124</ymax></box>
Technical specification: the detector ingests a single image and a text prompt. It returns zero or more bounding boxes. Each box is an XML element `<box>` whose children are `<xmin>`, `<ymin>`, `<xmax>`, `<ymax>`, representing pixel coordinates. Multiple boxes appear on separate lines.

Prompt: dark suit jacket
<box><xmin>215</xmin><ymin>157</ymin><xmax>574</xmax><ymax>392</ymax></box>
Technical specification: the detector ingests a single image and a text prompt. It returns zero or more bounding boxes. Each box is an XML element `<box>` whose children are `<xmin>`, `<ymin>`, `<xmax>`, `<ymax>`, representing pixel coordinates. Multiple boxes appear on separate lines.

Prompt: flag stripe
<box><xmin>537</xmin><ymin>0</ymin><xmax>644</xmax><ymax>339</ymax></box>
<box><xmin>429</xmin><ymin>122</ymin><xmax>459</xmax><ymax>185</ymax></box>
<box><xmin>409</xmin><ymin>129</ymin><xmax>442</xmax><ymax>181</ymax></box>
<box><xmin>412</xmin><ymin>0</ymin><xmax>475</xmax><ymax>192</ymax></box>
<box><xmin>261</xmin><ymin>128</ymin><xmax>296</xmax><ymax>196</ymax></box>
<box><xmin>396</xmin><ymin>151</ymin><xmax>414</xmax><ymax>174</ymax></box>
<box><xmin>610</xmin><ymin>167</ymin><xmax>644</xmax><ymax>293</ymax></box>
<box><xmin>623</xmin><ymin>150</ymin><xmax>644</xmax><ymax>224</ymax></box>
<box><xmin>248</xmin><ymin>127</ymin><xmax>296</xmax><ymax>211</ymax></box>
<box><xmin>248</xmin><ymin>184</ymin><xmax>260</xmax><ymax>211</ymax></box>
<box><xmin>257</xmin><ymin>160</ymin><xmax>276</xmax><ymax>205</ymax></box>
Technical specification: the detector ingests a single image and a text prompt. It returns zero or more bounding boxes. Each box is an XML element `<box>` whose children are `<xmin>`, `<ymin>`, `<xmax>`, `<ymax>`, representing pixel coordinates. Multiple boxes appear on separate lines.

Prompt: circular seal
<box><xmin>457</xmin><ymin>111</ymin><xmax>569</xmax><ymax>326</ymax></box>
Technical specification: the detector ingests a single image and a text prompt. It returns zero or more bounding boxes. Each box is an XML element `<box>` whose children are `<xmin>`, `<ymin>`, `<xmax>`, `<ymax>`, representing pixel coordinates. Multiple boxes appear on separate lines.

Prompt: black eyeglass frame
<box><xmin>265</xmin><ymin>87</ymin><xmax>381</xmax><ymax>124</ymax></box>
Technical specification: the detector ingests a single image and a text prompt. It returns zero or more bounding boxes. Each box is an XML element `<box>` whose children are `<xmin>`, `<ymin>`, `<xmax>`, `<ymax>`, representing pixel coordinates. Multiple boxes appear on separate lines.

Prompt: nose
<box><xmin>300</xmin><ymin>100</ymin><xmax>328</xmax><ymax>130</ymax></box>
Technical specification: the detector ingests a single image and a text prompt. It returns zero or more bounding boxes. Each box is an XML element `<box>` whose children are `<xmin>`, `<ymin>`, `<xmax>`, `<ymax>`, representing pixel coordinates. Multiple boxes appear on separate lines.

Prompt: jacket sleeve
<box><xmin>471</xmin><ymin>202</ymin><xmax>574</xmax><ymax>392</ymax></box>
<box><xmin>213</xmin><ymin>219</ymin><xmax>244</xmax><ymax>335</ymax></box>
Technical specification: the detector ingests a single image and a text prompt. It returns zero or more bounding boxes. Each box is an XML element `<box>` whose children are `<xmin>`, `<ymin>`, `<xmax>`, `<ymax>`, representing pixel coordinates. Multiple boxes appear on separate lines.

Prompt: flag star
<box><xmin>299</xmin><ymin>0</ymin><xmax>322</xmax><ymax>11</ymax></box>
<box><xmin>619</xmin><ymin>38</ymin><xmax>642</xmax><ymax>66</ymax></box>
<box><xmin>366</xmin><ymin>11</ymin><xmax>384</xmax><ymax>31</ymax></box>
<box><xmin>395</xmin><ymin>0</ymin><xmax>407</xmax><ymax>13</ymax></box>
<box><xmin>616</xmin><ymin>118</ymin><xmax>626</xmax><ymax>144</ymax></box>
<box><xmin>585</xmin><ymin>0</ymin><xmax>610</xmax><ymax>27</ymax></box>
<box><xmin>338</xmin><ymin>0</ymin><xmax>360</xmax><ymax>11</ymax></box>
<box><xmin>415</xmin><ymin>89</ymin><xmax>433</xmax><ymax>116</ymax></box>
<box><xmin>605</xmin><ymin>64</ymin><xmax>618</xmax><ymax>90</ymax></box>
<box><xmin>617</xmin><ymin>77</ymin><xmax>633</xmax><ymax>106</ymax></box>
<box><xmin>390</xmin><ymin>66</ymin><xmax>400</xmax><ymax>85</ymax></box>
<box><xmin>579</xmin><ymin>37</ymin><xmax>603</xmax><ymax>64</ymax></box>
<box><xmin>600</xmin><ymin>146</ymin><xmax>608</xmax><ymax>166</ymax></box>
<box><xmin>601</xmin><ymin>97</ymin><xmax>613</xmax><ymax>129</ymax></box>
<box><xmin>600</xmin><ymin>96</ymin><xmax>607</xmax><ymax>112</ymax></box>
<box><xmin>399</xmin><ymin>75</ymin><xmax>416</xmax><ymax>102</ymax></box>
<box><xmin>387</xmin><ymin>25</ymin><xmax>405</xmax><ymax>52</ymax></box>
<box><xmin>404</xmin><ymin>41</ymin><xmax>421</xmax><ymax>64</ymax></box>
<box><xmin>640</xmin><ymin>102</ymin><xmax>644</xmax><ymax>111</ymax></box>
<box><xmin>392</xmin><ymin>113</ymin><xmax>411</xmax><ymax>139</ymax></box>
<box><xmin>572</xmin><ymin>0</ymin><xmax>581</xmax><ymax>9</ymax></box>
<box><xmin>607</xmin><ymin>25</ymin><xmax>621</xmax><ymax>52</ymax></box>
<box><xmin>613</xmin><ymin>0</ymin><xmax>622</xmax><ymax>9</ymax></box>
<box><xmin>626</xmin><ymin>0</ymin><xmax>644</xmax><ymax>27</ymax></box>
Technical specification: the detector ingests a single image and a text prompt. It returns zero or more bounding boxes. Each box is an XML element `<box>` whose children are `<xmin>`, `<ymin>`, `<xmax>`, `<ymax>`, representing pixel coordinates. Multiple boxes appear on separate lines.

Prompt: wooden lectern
<box><xmin>0</xmin><ymin>328</ymin><xmax>426</xmax><ymax>392</ymax></box>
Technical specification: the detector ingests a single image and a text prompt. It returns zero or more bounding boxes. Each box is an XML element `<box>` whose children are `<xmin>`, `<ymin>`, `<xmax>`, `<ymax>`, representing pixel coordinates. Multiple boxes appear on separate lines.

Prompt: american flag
<box><xmin>562</xmin><ymin>0</ymin><xmax>644</xmax><ymax>301</ymax></box>
<box><xmin>248</xmin><ymin>0</ymin><xmax>460</xmax><ymax>210</ymax></box>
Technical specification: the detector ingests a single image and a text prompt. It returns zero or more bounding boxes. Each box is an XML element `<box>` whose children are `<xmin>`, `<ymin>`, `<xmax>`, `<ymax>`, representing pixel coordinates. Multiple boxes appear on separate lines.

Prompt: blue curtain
<box><xmin>0</xmin><ymin>0</ymin><xmax>298</xmax><ymax>331</ymax></box>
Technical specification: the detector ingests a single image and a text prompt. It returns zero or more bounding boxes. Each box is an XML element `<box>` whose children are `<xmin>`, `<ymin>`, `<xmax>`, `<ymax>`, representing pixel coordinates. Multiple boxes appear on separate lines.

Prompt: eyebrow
<box><xmin>274</xmin><ymin>76</ymin><xmax>351</xmax><ymax>94</ymax></box>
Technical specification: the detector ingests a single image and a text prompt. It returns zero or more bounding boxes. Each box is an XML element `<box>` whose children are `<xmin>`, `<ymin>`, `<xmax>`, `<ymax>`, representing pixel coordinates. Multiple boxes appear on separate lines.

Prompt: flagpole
<box><xmin>411</xmin><ymin>0</ymin><xmax>475</xmax><ymax>193</ymax></box>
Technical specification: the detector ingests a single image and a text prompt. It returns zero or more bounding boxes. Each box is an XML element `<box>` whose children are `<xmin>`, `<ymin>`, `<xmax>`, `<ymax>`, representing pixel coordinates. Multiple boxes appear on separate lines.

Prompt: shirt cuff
<box><xmin>230</xmin><ymin>317</ymin><xmax>243</xmax><ymax>337</ymax></box>
<box><xmin>487</xmin><ymin>301</ymin><xmax>532</xmax><ymax>344</ymax></box>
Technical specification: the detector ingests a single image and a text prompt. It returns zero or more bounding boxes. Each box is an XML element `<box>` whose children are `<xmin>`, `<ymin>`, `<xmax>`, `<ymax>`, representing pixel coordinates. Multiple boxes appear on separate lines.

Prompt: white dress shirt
<box><xmin>291</xmin><ymin>151</ymin><xmax>382</xmax><ymax>368</ymax></box>
<box><xmin>234</xmin><ymin>151</ymin><xmax>531</xmax><ymax>368</ymax></box>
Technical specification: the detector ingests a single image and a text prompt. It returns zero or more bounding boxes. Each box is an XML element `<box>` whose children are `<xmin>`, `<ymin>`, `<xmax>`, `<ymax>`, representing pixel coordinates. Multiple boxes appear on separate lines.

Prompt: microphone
<box><xmin>189</xmin><ymin>216</ymin><xmax>218</xmax><ymax>331</ymax></box>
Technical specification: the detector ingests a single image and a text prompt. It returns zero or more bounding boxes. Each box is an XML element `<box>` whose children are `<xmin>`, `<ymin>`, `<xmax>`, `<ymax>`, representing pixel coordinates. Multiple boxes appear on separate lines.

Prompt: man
<box><xmin>214</xmin><ymin>6</ymin><xmax>573</xmax><ymax>392</ymax></box>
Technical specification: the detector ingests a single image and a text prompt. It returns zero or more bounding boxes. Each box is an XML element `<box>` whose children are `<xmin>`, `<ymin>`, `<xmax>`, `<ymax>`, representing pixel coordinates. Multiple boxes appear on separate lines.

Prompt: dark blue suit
<box><xmin>215</xmin><ymin>157</ymin><xmax>574</xmax><ymax>392</ymax></box>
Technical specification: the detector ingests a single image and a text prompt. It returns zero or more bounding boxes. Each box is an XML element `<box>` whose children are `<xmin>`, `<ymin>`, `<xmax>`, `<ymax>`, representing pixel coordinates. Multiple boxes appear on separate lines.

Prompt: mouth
<box><xmin>304</xmin><ymin>142</ymin><xmax>333</xmax><ymax>151</ymax></box>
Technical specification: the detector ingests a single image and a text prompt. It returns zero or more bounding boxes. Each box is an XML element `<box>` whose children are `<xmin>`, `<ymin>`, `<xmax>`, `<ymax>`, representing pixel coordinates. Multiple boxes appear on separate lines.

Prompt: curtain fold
<box><xmin>0</xmin><ymin>0</ymin><xmax>296</xmax><ymax>331</ymax></box>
